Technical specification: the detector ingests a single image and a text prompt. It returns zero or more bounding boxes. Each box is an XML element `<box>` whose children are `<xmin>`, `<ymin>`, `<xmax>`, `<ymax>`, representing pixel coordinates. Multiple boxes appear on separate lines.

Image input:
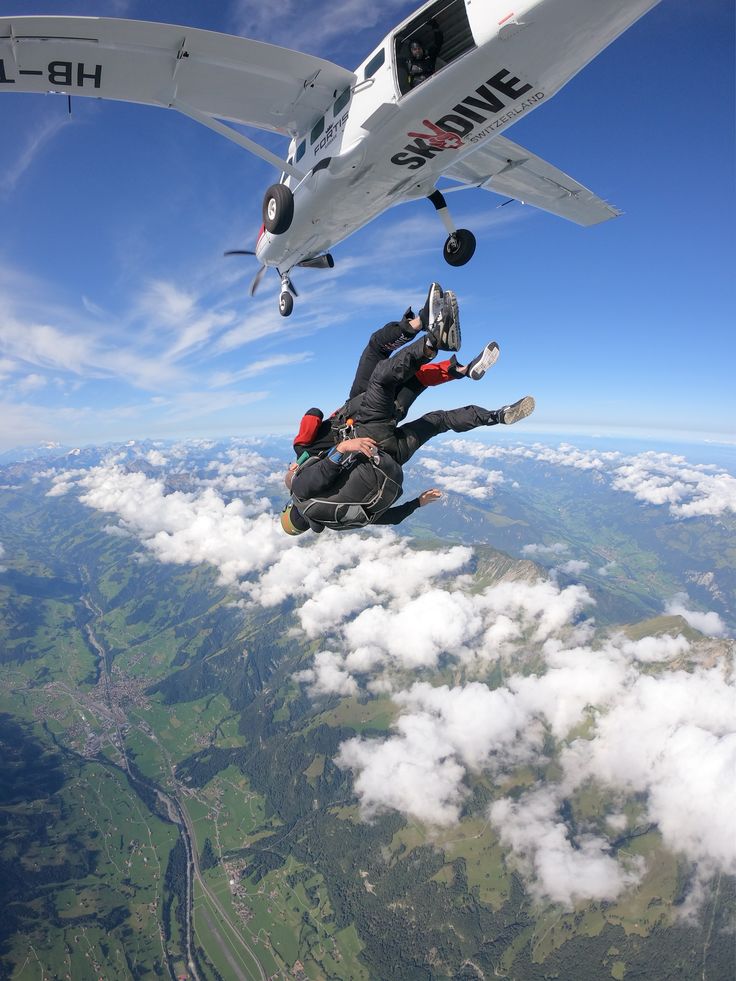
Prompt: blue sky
<box><xmin>0</xmin><ymin>0</ymin><xmax>733</xmax><ymax>451</ymax></box>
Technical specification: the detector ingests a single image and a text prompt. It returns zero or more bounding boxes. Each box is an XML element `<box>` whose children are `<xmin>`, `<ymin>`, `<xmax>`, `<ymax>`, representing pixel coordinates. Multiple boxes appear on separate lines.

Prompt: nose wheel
<box><xmin>279</xmin><ymin>291</ymin><xmax>294</xmax><ymax>317</ymax></box>
<box><xmin>278</xmin><ymin>272</ymin><xmax>297</xmax><ymax>317</ymax></box>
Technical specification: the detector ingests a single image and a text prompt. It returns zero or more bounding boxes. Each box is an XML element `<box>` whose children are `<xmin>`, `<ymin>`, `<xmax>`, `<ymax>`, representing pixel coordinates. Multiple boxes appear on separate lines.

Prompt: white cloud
<box><xmin>294</xmin><ymin>650</ymin><xmax>359</xmax><ymax>698</ymax></box>
<box><xmin>139</xmin><ymin>280</ymin><xmax>197</xmax><ymax>326</ymax></box>
<box><xmin>102</xmin><ymin>523</ymin><xmax>132</xmax><ymax>538</ymax></box>
<box><xmin>446</xmin><ymin>440</ymin><xmax>620</xmax><ymax>472</ymax></box>
<box><xmin>208</xmin><ymin>353</ymin><xmax>313</xmax><ymax>388</ymax></box>
<box><xmin>230</xmin><ymin>0</ymin><xmax>416</xmax><ymax>56</ymax></box>
<box><xmin>562</xmin><ymin>667</ymin><xmax>736</xmax><ymax>876</ymax></box>
<box><xmin>74</xmin><ymin>462</ymin><xmax>283</xmax><ymax>583</ymax></box>
<box><xmin>475</xmin><ymin>580</ymin><xmax>594</xmax><ymax>645</ymax></box>
<box><xmin>145</xmin><ymin>449</ymin><xmax>167</xmax><ymax>466</ymax></box>
<box><xmin>0</xmin><ymin>111</ymin><xmax>71</xmax><ymax>194</ymax></box>
<box><xmin>617</xmin><ymin>633</ymin><xmax>690</xmax><ymax>663</ymax></box>
<box><xmin>556</xmin><ymin>559</ymin><xmax>590</xmax><ymax>576</ymax></box>
<box><xmin>15</xmin><ymin>373</ymin><xmax>48</xmax><ymax>393</ymax></box>
<box><xmin>416</xmin><ymin>456</ymin><xmax>504</xmax><ymax>498</ymax></box>
<box><xmin>522</xmin><ymin>542</ymin><xmax>570</xmax><ymax>558</ymax></box>
<box><xmin>612</xmin><ymin>453</ymin><xmax>736</xmax><ymax>518</ymax></box>
<box><xmin>490</xmin><ymin>788</ymin><xmax>645</xmax><ymax>906</ymax></box>
<box><xmin>508</xmin><ymin>644</ymin><xmax>628</xmax><ymax>739</ymax></box>
<box><xmin>336</xmin><ymin>715</ymin><xmax>469</xmax><ymax>826</ymax></box>
<box><xmin>249</xmin><ymin>532</ymin><xmax>472</xmax><ymax>637</ymax></box>
<box><xmin>444</xmin><ymin>440</ymin><xmax>736</xmax><ymax>519</ymax></box>
<box><xmin>665</xmin><ymin>593</ymin><xmax>728</xmax><ymax>638</ymax></box>
<box><xmin>338</xmin><ymin>638</ymin><xmax>736</xmax><ymax>904</ymax></box>
<box><xmin>35</xmin><ymin>443</ymin><xmax>735</xmax><ymax>911</ymax></box>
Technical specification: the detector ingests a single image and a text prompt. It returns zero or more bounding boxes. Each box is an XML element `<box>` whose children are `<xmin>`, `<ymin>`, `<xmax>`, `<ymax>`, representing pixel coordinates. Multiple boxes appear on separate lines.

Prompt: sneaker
<box><xmin>499</xmin><ymin>395</ymin><xmax>535</xmax><ymax>425</ymax></box>
<box><xmin>418</xmin><ymin>282</ymin><xmax>443</xmax><ymax>330</ymax></box>
<box><xmin>427</xmin><ymin>290</ymin><xmax>461</xmax><ymax>351</ymax></box>
<box><xmin>466</xmin><ymin>341</ymin><xmax>500</xmax><ymax>380</ymax></box>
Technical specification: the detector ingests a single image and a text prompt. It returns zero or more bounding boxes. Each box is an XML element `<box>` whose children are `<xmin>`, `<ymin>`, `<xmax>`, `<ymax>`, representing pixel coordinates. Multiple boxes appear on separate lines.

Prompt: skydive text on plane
<box><xmin>0</xmin><ymin>59</ymin><xmax>103</xmax><ymax>88</ymax></box>
<box><xmin>391</xmin><ymin>68</ymin><xmax>535</xmax><ymax>169</ymax></box>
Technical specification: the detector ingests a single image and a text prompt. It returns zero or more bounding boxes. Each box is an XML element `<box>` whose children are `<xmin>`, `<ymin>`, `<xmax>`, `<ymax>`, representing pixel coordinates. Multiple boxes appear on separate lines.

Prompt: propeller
<box><xmin>225</xmin><ymin>248</ymin><xmax>269</xmax><ymax>296</ymax></box>
<box><xmin>224</xmin><ymin>249</ymin><xmax>327</xmax><ymax>300</ymax></box>
<box><xmin>249</xmin><ymin>264</ymin><xmax>267</xmax><ymax>296</ymax></box>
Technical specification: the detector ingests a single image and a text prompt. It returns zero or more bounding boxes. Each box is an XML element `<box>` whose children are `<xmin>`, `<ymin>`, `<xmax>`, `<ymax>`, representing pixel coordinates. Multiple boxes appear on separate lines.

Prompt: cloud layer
<box><xmin>29</xmin><ymin>438</ymin><xmax>736</xmax><ymax>910</ymax></box>
<box><xmin>445</xmin><ymin>440</ymin><xmax>736</xmax><ymax>518</ymax></box>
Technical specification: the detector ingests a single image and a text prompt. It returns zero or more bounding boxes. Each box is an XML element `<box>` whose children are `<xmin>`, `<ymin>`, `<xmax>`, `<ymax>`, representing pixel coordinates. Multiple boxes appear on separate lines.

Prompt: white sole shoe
<box><xmin>468</xmin><ymin>341</ymin><xmax>500</xmax><ymax>380</ymax></box>
<box><xmin>500</xmin><ymin>396</ymin><xmax>535</xmax><ymax>424</ymax></box>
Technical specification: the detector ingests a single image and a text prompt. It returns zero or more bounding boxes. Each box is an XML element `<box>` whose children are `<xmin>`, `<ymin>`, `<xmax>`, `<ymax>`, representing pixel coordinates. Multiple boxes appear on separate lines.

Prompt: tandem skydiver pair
<box><xmin>280</xmin><ymin>284</ymin><xmax>535</xmax><ymax>536</ymax></box>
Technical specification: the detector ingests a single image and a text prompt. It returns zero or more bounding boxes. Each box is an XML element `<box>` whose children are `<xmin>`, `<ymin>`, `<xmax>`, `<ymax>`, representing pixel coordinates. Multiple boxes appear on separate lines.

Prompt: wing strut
<box><xmin>173</xmin><ymin>101</ymin><xmax>305</xmax><ymax>181</ymax></box>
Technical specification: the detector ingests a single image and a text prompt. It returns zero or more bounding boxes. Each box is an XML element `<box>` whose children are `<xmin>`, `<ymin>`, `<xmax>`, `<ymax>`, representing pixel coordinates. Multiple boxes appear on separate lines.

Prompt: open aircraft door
<box><xmin>392</xmin><ymin>0</ymin><xmax>476</xmax><ymax>98</ymax></box>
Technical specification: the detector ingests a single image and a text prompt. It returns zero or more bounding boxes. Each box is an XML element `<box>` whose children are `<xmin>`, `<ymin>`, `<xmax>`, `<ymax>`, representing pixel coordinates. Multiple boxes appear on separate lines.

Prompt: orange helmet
<box><xmin>280</xmin><ymin>503</ymin><xmax>307</xmax><ymax>536</ymax></box>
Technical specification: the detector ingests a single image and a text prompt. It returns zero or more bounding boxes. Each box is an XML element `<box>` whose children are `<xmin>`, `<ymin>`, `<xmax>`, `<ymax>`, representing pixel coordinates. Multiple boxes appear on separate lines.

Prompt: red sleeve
<box><xmin>293</xmin><ymin>408</ymin><xmax>324</xmax><ymax>448</ymax></box>
<box><xmin>414</xmin><ymin>359</ymin><xmax>458</xmax><ymax>387</ymax></box>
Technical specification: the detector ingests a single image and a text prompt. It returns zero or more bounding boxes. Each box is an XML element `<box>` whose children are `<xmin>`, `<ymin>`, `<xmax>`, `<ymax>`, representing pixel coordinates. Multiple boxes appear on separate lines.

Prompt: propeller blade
<box><xmin>224</xmin><ymin>249</ymin><xmax>257</xmax><ymax>256</ymax></box>
<box><xmin>249</xmin><ymin>264</ymin><xmax>267</xmax><ymax>296</ymax></box>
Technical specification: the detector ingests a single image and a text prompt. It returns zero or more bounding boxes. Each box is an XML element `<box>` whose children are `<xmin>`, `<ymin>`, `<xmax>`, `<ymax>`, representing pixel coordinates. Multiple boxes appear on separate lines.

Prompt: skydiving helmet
<box><xmin>280</xmin><ymin>502</ymin><xmax>307</xmax><ymax>536</ymax></box>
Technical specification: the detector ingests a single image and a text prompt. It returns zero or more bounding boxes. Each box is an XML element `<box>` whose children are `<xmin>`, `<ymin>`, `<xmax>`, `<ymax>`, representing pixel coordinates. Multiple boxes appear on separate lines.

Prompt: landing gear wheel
<box><xmin>279</xmin><ymin>291</ymin><xmax>294</xmax><ymax>317</ymax></box>
<box><xmin>263</xmin><ymin>184</ymin><xmax>294</xmax><ymax>235</ymax></box>
<box><xmin>443</xmin><ymin>229</ymin><xmax>476</xmax><ymax>267</ymax></box>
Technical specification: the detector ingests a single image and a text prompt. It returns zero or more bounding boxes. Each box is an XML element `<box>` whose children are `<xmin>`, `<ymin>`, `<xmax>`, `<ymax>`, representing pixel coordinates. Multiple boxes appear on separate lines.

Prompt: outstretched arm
<box><xmin>419</xmin><ymin>489</ymin><xmax>442</xmax><ymax>506</ymax></box>
<box><xmin>373</xmin><ymin>488</ymin><xmax>442</xmax><ymax>525</ymax></box>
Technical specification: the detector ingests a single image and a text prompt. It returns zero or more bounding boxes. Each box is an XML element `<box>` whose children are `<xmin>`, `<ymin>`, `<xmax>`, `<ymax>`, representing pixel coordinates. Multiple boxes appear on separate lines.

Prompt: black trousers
<box><xmin>354</xmin><ymin>334</ymin><xmax>432</xmax><ymax>435</ymax></box>
<box><xmin>390</xmin><ymin>406</ymin><xmax>495</xmax><ymax>465</ymax></box>
<box><xmin>348</xmin><ymin>319</ymin><xmax>417</xmax><ymax>400</ymax></box>
<box><xmin>353</xmin><ymin>333</ymin><xmax>496</xmax><ymax>458</ymax></box>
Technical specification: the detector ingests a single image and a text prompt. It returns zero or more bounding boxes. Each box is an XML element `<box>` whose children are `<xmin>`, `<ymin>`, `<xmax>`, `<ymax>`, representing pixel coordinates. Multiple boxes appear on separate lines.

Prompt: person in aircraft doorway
<box><xmin>280</xmin><ymin>285</ymin><xmax>535</xmax><ymax>536</ymax></box>
<box><xmin>405</xmin><ymin>18</ymin><xmax>444</xmax><ymax>89</ymax></box>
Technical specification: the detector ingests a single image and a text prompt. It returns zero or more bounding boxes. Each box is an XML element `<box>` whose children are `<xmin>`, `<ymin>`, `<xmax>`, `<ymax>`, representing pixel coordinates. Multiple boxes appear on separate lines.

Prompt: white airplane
<box><xmin>1</xmin><ymin>0</ymin><xmax>660</xmax><ymax>316</ymax></box>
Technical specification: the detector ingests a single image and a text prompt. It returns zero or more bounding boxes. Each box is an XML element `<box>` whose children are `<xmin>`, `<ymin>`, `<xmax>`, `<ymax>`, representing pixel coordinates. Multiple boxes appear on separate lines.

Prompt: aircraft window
<box><xmin>364</xmin><ymin>48</ymin><xmax>385</xmax><ymax>79</ymax></box>
<box><xmin>310</xmin><ymin>116</ymin><xmax>324</xmax><ymax>144</ymax></box>
<box><xmin>395</xmin><ymin>0</ymin><xmax>475</xmax><ymax>97</ymax></box>
<box><xmin>333</xmin><ymin>87</ymin><xmax>351</xmax><ymax>116</ymax></box>
<box><xmin>296</xmin><ymin>140</ymin><xmax>306</xmax><ymax>162</ymax></box>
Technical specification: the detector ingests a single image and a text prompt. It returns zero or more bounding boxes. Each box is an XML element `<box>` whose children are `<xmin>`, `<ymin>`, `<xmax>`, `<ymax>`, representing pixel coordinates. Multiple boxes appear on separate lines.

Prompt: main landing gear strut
<box><xmin>428</xmin><ymin>189</ymin><xmax>477</xmax><ymax>267</ymax></box>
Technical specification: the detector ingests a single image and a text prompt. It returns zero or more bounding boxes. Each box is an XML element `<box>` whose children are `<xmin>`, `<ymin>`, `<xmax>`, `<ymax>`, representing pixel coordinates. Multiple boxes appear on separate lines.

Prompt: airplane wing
<box><xmin>442</xmin><ymin>136</ymin><xmax>621</xmax><ymax>226</ymax></box>
<box><xmin>0</xmin><ymin>16</ymin><xmax>356</xmax><ymax>137</ymax></box>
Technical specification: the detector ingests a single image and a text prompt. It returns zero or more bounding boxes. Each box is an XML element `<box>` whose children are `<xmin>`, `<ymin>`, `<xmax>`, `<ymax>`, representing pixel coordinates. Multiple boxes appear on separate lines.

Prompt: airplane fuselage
<box><xmin>0</xmin><ymin>0</ymin><xmax>661</xmax><ymax>315</ymax></box>
<box><xmin>256</xmin><ymin>0</ymin><xmax>659</xmax><ymax>270</ymax></box>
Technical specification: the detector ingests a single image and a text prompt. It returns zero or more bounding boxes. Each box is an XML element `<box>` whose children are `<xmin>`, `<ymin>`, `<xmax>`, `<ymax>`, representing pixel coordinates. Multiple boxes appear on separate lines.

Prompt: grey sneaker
<box><xmin>499</xmin><ymin>395</ymin><xmax>535</xmax><ymax>424</ymax></box>
<box><xmin>419</xmin><ymin>282</ymin><xmax>444</xmax><ymax>330</ymax></box>
<box><xmin>466</xmin><ymin>341</ymin><xmax>500</xmax><ymax>380</ymax></box>
<box><xmin>427</xmin><ymin>290</ymin><xmax>461</xmax><ymax>351</ymax></box>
